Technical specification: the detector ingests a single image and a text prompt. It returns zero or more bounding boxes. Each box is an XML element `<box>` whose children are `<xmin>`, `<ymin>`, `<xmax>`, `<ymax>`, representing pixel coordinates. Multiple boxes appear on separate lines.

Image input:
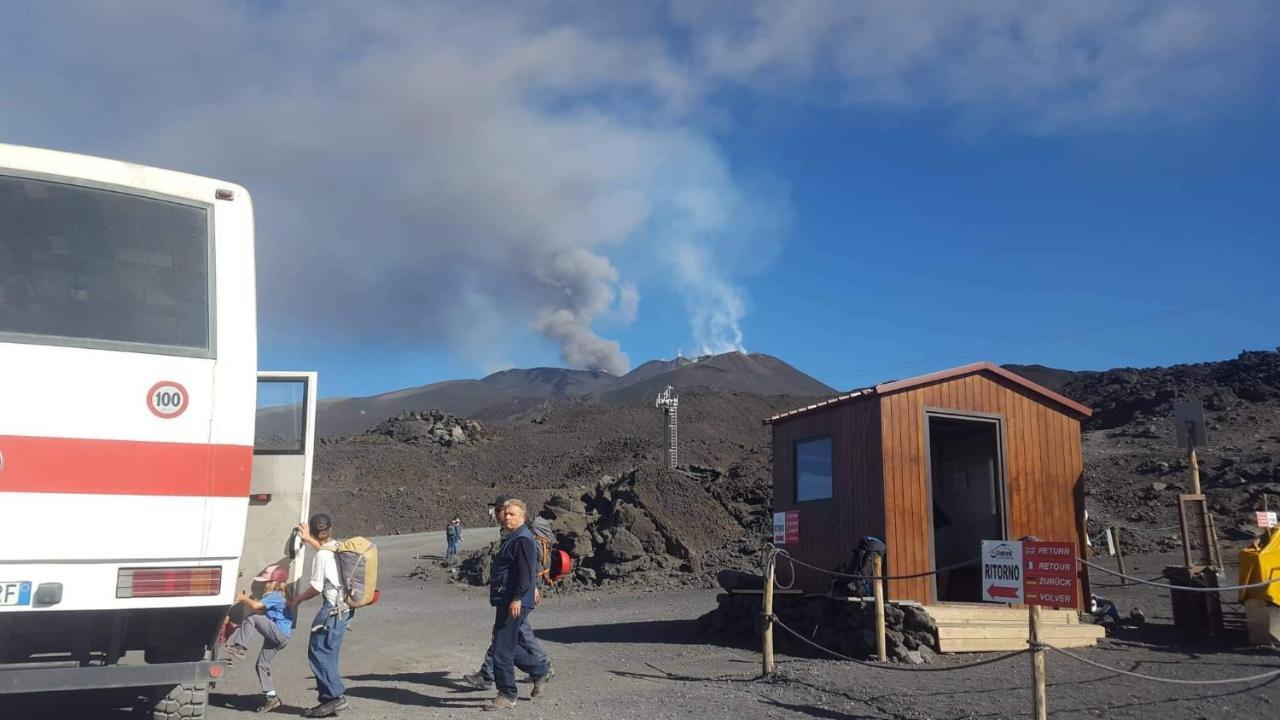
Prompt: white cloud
<box><xmin>674</xmin><ymin>0</ymin><xmax>1279</xmax><ymax>132</ymax></box>
<box><xmin>0</xmin><ymin>1</ymin><xmax>1273</xmax><ymax>375</ymax></box>
<box><xmin>0</xmin><ymin>2</ymin><xmax>737</xmax><ymax>375</ymax></box>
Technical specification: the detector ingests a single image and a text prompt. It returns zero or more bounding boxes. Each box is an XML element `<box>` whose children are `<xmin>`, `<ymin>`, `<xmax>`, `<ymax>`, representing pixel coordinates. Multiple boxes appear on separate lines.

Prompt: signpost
<box><xmin>1258</xmin><ymin>511</ymin><xmax>1278</xmax><ymax>529</ymax></box>
<box><xmin>1174</xmin><ymin>399</ymin><xmax>1208</xmax><ymax>456</ymax></box>
<box><xmin>1024</xmin><ymin>541</ymin><xmax>1080</xmax><ymax>608</ymax></box>
<box><xmin>772</xmin><ymin>511</ymin><xmax>799</xmax><ymax>546</ymax></box>
<box><xmin>981</xmin><ymin>540</ymin><xmax>1024</xmax><ymax>604</ymax></box>
<box><xmin>983</xmin><ymin>538</ymin><xmax>1079</xmax><ymax>720</ymax></box>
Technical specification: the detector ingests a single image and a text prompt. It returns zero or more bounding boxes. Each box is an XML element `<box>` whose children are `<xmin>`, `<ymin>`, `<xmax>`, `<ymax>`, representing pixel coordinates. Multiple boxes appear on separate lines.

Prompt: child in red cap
<box><xmin>225</xmin><ymin>564</ymin><xmax>294</xmax><ymax>712</ymax></box>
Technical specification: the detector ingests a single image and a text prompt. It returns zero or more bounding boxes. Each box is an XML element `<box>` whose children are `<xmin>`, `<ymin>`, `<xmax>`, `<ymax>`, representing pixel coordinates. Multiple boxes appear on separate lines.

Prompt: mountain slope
<box><xmin>316</xmin><ymin>351</ymin><xmax>834</xmax><ymax>436</ymax></box>
<box><xmin>600</xmin><ymin>352</ymin><xmax>835</xmax><ymax>405</ymax></box>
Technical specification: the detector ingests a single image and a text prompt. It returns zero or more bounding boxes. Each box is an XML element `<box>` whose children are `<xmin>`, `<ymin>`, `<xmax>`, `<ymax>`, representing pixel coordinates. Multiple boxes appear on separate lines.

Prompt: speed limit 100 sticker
<box><xmin>147</xmin><ymin>381</ymin><xmax>189</xmax><ymax>419</ymax></box>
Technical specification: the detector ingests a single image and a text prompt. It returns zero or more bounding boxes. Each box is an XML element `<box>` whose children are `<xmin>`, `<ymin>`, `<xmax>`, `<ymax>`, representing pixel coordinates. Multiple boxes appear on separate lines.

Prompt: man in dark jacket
<box><xmin>464</xmin><ymin>497</ymin><xmax>552</xmax><ymax>691</ymax></box>
<box><xmin>484</xmin><ymin>499</ymin><xmax>551</xmax><ymax>711</ymax></box>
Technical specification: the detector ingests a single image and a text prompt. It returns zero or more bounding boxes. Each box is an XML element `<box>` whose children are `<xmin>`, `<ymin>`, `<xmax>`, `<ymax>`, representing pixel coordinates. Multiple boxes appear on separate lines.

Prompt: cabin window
<box><xmin>795</xmin><ymin>436</ymin><xmax>833</xmax><ymax>501</ymax></box>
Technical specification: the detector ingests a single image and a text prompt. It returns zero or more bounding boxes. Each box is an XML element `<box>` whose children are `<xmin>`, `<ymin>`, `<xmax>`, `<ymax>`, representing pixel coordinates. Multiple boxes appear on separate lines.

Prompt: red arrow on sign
<box><xmin>987</xmin><ymin>584</ymin><xmax>1020</xmax><ymax>599</ymax></box>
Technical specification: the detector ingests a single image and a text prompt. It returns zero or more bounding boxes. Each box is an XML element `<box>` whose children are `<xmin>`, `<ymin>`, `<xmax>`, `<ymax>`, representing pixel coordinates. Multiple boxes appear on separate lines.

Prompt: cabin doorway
<box><xmin>927</xmin><ymin>414</ymin><xmax>1006</xmax><ymax>603</ymax></box>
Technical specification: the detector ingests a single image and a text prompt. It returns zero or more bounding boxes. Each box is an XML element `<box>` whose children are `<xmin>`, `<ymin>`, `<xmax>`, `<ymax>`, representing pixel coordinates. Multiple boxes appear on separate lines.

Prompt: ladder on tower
<box><xmin>656</xmin><ymin>385</ymin><xmax>679</xmax><ymax>469</ymax></box>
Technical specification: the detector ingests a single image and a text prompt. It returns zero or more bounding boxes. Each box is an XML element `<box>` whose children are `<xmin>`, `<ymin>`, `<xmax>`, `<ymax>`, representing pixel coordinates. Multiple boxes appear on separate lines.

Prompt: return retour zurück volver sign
<box><xmin>982</xmin><ymin>539</ymin><xmax>1079</xmax><ymax>607</ymax></box>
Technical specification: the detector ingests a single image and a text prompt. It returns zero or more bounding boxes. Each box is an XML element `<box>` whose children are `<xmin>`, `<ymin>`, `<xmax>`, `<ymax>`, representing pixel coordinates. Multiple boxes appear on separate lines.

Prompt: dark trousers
<box><xmin>490</xmin><ymin>605</ymin><xmax>549</xmax><ymax>699</ymax></box>
<box><xmin>480</xmin><ymin>608</ymin><xmax>549</xmax><ymax>680</ymax></box>
<box><xmin>307</xmin><ymin>604</ymin><xmax>350</xmax><ymax>703</ymax></box>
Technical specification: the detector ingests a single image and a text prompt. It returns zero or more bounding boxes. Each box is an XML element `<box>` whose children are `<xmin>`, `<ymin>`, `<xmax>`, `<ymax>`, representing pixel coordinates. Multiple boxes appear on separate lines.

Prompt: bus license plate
<box><xmin>0</xmin><ymin>582</ymin><xmax>32</xmax><ymax>606</ymax></box>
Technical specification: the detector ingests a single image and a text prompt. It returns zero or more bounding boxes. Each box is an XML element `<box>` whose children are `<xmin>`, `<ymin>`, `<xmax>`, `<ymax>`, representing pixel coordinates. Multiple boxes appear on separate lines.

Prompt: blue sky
<box><xmin>2</xmin><ymin>2</ymin><xmax>1277</xmax><ymax>398</ymax></box>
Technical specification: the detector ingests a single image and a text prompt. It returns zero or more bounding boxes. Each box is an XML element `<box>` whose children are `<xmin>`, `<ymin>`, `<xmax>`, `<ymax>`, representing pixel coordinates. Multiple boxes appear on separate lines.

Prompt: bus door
<box><xmin>236</xmin><ymin>372</ymin><xmax>317</xmax><ymax>595</ymax></box>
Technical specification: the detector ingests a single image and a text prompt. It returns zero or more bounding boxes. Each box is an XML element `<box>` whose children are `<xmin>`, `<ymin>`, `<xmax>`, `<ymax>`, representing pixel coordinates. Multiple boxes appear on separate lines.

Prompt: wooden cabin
<box><xmin>767</xmin><ymin>361</ymin><xmax>1092</xmax><ymax>609</ymax></box>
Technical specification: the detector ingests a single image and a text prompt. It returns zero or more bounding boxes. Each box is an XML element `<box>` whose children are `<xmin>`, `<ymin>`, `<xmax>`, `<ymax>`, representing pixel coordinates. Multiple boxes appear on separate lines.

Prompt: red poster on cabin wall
<box><xmin>772</xmin><ymin>511</ymin><xmax>800</xmax><ymax>545</ymax></box>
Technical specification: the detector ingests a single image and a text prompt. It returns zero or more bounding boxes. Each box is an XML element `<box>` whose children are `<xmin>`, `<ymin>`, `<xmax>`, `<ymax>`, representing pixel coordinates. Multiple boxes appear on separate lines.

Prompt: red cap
<box><xmin>253</xmin><ymin>564</ymin><xmax>289</xmax><ymax>583</ymax></box>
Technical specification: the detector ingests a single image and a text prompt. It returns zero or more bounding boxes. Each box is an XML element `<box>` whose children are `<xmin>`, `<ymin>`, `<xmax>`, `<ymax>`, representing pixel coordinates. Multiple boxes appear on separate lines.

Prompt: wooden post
<box><xmin>1188</xmin><ymin>442</ymin><xmax>1201</xmax><ymax>496</ymax></box>
<box><xmin>1113</xmin><ymin>527</ymin><xmax>1126</xmax><ymax>586</ymax></box>
<box><xmin>873</xmin><ymin>553</ymin><xmax>887</xmax><ymax>662</ymax></box>
<box><xmin>1029</xmin><ymin>604</ymin><xmax>1047</xmax><ymax>720</ymax></box>
<box><xmin>762</xmin><ymin>553</ymin><xmax>775</xmax><ymax>676</ymax></box>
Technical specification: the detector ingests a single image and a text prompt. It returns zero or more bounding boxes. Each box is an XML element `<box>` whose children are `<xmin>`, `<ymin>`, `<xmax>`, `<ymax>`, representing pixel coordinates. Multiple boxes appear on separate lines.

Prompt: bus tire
<box><xmin>149</xmin><ymin>682</ymin><xmax>207</xmax><ymax>720</ymax></box>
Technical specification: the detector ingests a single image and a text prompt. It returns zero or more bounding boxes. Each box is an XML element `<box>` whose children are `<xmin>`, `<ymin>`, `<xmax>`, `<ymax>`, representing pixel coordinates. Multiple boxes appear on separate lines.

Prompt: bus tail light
<box><xmin>117</xmin><ymin>567</ymin><xmax>222</xmax><ymax>598</ymax></box>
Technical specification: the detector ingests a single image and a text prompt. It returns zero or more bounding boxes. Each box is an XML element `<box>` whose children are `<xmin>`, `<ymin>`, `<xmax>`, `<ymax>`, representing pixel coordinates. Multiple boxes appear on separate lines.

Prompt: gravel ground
<box><xmin>202</xmin><ymin>542</ymin><xmax>1280</xmax><ymax>720</ymax></box>
<box><xmin>9</xmin><ymin>538</ymin><xmax>1279</xmax><ymax>719</ymax></box>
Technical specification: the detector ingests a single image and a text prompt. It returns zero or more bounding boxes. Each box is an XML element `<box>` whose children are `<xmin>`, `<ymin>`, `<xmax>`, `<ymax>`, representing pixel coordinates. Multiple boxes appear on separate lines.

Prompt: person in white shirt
<box><xmin>290</xmin><ymin>514</ymin><xmax>350</xmax><ymax>718</ymax></box>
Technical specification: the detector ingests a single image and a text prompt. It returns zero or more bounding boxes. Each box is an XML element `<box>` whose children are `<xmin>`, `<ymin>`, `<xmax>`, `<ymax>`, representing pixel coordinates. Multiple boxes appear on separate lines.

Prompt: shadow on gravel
<box><xmin>757</xmin><ymin>697</ymin><xmax>876</xmax><ymax>720</ymax></box>
<box><xmin>210</xmin><ymin>693</ymin><xmax>305</xmax><ymax>715</ymax></box>
<box><xmin>0</xmin><ymin>696</ymin><xmax>136</xmax><ymax>720</ymax></box>
<box><xmin>539</xmin><ymin>619</ymin><xmax>705</xmax><ymax>645</ymax></box>
<box><xmin>935</xmin><ymin>681</ymin><xmax>1278</xmax><ymax>720</ymax></box>
<box><xmin>610</xmin><ymin>668</ymin><xmax>760</xmax><ymax>684</ymax></box>
<box><xmin>347</xmin><ymin>670</ymin><xmax>476</xmax><ymax>692</ymax></box>
<box><xmin>343</xmin><ymin>684</ymin><xmax>485</xmax><ymax>709</ymax></box>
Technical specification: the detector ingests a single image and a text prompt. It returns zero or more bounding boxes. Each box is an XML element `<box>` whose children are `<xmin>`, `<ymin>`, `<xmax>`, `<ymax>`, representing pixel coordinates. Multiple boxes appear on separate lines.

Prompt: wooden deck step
<box><xmin>935</xmin><ymin>622</ymin><xmax>1105</xmax><ymax>653</ymax></box>
<box><xmin>924</xmin><ymin>604</ymin><xmax>1078</xmax><ymax>625</ymax></box>
<box><xmin>937</xmin><ymin>624</ymin><xmax>1105</xmax><ymax>640</ymax></box>
<box><xmin>924</xmin><ymin>603</ymin><xmax>1104</xmax><ymax>653</ymax></box>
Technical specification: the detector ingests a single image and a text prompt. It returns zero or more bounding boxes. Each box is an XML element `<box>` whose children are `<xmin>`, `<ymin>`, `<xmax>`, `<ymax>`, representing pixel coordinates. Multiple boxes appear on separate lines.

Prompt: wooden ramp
<box><xmin>925</xmin><ymin>603</ymin><xmax>1106</xmax><ymax>653</ymax></box>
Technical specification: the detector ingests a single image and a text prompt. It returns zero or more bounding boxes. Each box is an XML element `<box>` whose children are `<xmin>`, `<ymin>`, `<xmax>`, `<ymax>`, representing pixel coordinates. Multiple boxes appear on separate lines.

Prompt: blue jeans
<box><xmin>446</xmin><ymin>539</ymin><xmax>459</xmax><ymax>561</ymax></box>
<box><xmin>491</xmin><ymin>605</ymin><xmax>549</xmax><ymax>699</ymax></box>
<box><xmin>308</xmin><ymin>604</ymin><xmax>351</xmax><ymax>702</ymax></box>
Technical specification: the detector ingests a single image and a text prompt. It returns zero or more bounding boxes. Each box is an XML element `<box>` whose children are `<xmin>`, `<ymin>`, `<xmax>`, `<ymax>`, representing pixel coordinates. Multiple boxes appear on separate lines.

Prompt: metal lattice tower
<box><xmin>655</xmin><ymin>385</ymin><xmax>679</xmax><ymax>469</ymax></box>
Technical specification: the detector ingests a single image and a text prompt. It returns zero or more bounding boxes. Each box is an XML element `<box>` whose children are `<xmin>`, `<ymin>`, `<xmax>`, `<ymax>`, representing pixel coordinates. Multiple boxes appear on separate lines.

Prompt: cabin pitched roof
<box><xmin>765</xmin><ymin>361</ymin><xmax>1092</xmax><ymax>424</ymax></box>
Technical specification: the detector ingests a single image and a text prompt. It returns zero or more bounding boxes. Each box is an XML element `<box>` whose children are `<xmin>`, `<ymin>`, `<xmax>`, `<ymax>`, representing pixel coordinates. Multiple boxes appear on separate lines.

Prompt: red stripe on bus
<box><xmin>0</xmin><ymin>436</ymin><xmax>252</xmax><ymax>497</ymax></box>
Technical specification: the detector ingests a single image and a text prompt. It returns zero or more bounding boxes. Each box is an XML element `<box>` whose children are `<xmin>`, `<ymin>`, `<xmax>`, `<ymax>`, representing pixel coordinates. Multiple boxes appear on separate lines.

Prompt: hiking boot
<box><xmin>462</xmin><ymin>672</ymin><xmax>494</xmax><ymax>690</ymax></box>
<box><xmin>530</xmin><ymin>667</ymin><xmax>555</xmax><ymax>698</ymax></box>
<box><xmin>302</xmin><ymin>696</ymin><xmax>348</xmax><ymax>717</ymax></box>
<box><xmin>483</xmin><ymin>696</ymin><xmax>516</xmax><ymax>712</ymax></box>
<box><xmin>255</xmin><ymin>696</ymin><xmax>283</xmax><ymax>713</ymax></box>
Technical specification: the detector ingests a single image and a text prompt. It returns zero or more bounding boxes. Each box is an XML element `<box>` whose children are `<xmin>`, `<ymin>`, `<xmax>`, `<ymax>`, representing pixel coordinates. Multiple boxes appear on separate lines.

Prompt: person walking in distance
<box><xmin>289</xmin><ymin>514</ymin><xmax>351</xmax><ymax>718</ymax></box>
<box><xmin>445</xmin><ymin>516</ymin><xmax>463</xmax><ymax>564</ymax></box>
<box><xmin>483</xmin><ymin>499</ymin><xmax>551</xmax><ymax>711</ymax></box>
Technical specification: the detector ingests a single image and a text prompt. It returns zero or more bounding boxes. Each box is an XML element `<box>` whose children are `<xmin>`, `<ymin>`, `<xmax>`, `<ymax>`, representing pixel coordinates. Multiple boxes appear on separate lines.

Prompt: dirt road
<box><xmin>9</xmin><ymin>535</ymin><xmax>1279</xmax><ymax>719</ymax></box>
<box><xmin>201</xmin><ymin>536</ymin><xmax>1280</xmax><ymax>720</ymax></box>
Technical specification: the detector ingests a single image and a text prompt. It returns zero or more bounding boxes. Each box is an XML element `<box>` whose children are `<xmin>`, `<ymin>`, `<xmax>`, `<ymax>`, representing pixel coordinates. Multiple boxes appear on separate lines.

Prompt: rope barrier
<box><xmin>1043</xmin><ymin>643</ymin><xmax>1280</xmax><ymax>686</ymax></box>
<box><xmin>1079</xmin><ymin>557</ymin><xmax>1280</xmax><ymax>592</ymax></box>
<box><xmin>768</xmin><ymin>615</ymin><xmax>1028</xmax><ymax>672</ymax></box>
<box><xmin>1119</xmin><ymin>524</ymin><xmax>1182</xmax><ymax>533</ymax></box>
<box><xmin>772</xmin><ymin>549</ymin><xmax>980</xmax><ymax>581</ymax></box>
<box><xmin>773</xmin><ymin>549</ymin><xmax>796</xmax><ymax>591</ymax></box>
<box><xmin>759</xmin><ymin>551</ymin><xmax>1280</xmax><ymax>699</ymax></box>
<box><xmin>770</xmin><ymin>614</ymin><xmax>1280</xmax><ymax>684</ymax></box>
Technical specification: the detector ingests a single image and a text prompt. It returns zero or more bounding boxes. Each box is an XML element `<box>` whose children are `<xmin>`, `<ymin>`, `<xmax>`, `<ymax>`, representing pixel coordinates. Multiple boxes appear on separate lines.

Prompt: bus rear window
<box><xmin>0</xmin><ymin>174</ymin><xmax>211</xmax><ymax>354</ymax></box>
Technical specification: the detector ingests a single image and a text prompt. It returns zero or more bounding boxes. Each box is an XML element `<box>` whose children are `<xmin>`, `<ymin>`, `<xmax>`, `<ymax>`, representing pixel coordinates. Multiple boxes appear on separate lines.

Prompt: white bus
<box><xmin>0</xmin><ymin>144</ymin><xmax>316</xmax><ymax>718</ymax></box>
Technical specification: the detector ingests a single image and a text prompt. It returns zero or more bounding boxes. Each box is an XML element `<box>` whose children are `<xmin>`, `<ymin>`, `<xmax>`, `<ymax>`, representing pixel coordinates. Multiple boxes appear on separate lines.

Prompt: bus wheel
<box><xmin>146</xmin><ymin>682</ymin><xmax>207</xmax><ymax>720</ymax></box>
